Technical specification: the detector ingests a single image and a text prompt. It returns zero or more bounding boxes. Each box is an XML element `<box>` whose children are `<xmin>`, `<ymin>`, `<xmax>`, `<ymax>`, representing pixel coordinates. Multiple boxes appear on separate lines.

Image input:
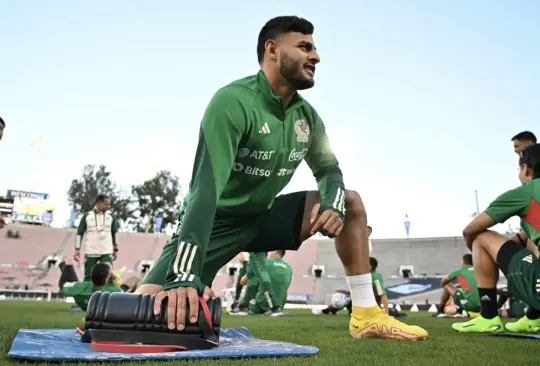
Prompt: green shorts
<box><xmin>498</xmin><ymin>241</ymin><xmax>540</xmax><ymax>310</ymax></box>
<box><xmin>143</xmin><ymin>191</ymin><xmax>306</xmax><ymax>288</ymax></box>
<box><xmin>83</xmin><ymin>254</ymin><xmax>113</xmax><ymax>281</ymax></box>
<box><xmin>452</xmin><ymin>290</ymin><xmax>480</xmax><ymax>312</ymax></box>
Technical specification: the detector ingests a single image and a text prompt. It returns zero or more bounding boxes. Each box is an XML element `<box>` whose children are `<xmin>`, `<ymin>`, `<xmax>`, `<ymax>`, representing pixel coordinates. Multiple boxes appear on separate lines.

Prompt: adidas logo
<box><xmin>481</xmin><ymin>295</ymin><xmax>491</xmax><ymax>301</ymax></box>
<box><xmin>258</xmin><ymin>123</ymin><xmax>271</xmax><ymax>134</ymax></box>
<box><xmin>523</xmin><ymin>255</ymin><xmax>533</xmax><ymax>263</ymax></box>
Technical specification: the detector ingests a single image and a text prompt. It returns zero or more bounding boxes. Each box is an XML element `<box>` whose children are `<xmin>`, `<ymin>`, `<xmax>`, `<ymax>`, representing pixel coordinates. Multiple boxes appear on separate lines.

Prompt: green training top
<box><xmin>162</xmin><ymin>71</ymin><xmax>345</xmax><ymax>292</ymax></box>
<box><xmin>484</xmin><ymin>179</ymin><xmax>540</xmax><ymax>246</ymax></box>
<box><xmin>60</xmin><ymin>281</ymin><xmax>123</xmax><ymax>310</ymax></box>
<box><xmin>448</xmin><ymin>265</ymin><xmax>478</xmax><ymax>297</ymax></box>
<box><xmin>254</xmin><ymin>257</ymin><xmax>293</xmax><ymax>311</ymax></box>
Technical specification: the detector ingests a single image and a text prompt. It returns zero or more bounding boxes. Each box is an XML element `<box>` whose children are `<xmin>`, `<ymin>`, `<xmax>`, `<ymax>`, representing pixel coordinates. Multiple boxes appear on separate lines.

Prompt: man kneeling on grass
<box><xmin>452</xmin><ymin>143</ymin><xmax>540</xmax><ymax>334</ymax></box>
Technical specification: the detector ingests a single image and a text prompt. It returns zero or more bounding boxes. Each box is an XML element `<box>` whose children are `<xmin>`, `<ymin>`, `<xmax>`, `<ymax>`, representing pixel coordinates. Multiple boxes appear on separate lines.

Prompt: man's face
<box><xmin>513</xmin><ymin>139</ymin><xmax>534</xmax><ymax>154</ymax></box>
<box><xmin>366</xmin><ymin>227</ymin><xmax>372</xmax><ymax>237</ymax></box>
<box><xmin>274</xmin><ymin>32</ymin><xmax>320</xmax><ymax>90</ymax></box>
<box><xmin>96</xmin><ymin>198</ymin><xmax>111</xmax><ymax>212</ymax></box>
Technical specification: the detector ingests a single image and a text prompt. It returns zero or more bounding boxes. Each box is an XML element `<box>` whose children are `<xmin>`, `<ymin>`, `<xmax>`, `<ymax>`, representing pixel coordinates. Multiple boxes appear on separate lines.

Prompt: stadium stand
<box><xmin>0</xmin><ymin>225</ymin><xmax>508</xmax><ymax>309</ymax></box>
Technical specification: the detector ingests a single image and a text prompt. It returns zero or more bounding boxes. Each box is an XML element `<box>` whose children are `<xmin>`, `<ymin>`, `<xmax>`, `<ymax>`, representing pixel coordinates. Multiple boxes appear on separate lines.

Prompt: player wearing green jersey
<box><xmin>249</xmin><ymin>250</ymin><xmax>293</xmax><ymax>314</ymax></box>
<box><xmin>60</xmin><ymin>262</ymin><xmax>123</xmax><ymax>311</ymax></box>
<box><xmin>138</xmin><ymin>15</ymin><xmax>427</xmax><ymax>341</ymax></box>
<box><xmin>74</xmin><ymin>194</ymin><xmax>120</xmax><ymax>281</ymax></box>
<box><xmin>434</xmin><ymin>254</ymin><xmax>480</xmax><ymax>317</ymax></box>
<box><xmin>231</xmin><ymin>252</ymin><xmax>281</xmax><ymax>315</ymax></box>
<box><xmin>453</xmin><ymin>143</ymin><xmax>540</xmax><ymax>334</ymax></box>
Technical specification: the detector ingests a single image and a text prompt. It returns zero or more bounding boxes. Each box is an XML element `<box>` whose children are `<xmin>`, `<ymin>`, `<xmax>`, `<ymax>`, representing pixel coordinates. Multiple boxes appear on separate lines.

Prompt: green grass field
<box><xmin>0</xmin><ymin>301</ymin><xmax>538</xmax><ymax>365</ymax></box>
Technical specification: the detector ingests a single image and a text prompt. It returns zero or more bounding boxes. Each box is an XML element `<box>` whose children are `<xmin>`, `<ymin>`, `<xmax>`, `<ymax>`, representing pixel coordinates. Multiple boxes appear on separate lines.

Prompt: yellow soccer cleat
<box><xmin>349</xmin><ymin>306</ymin><xmax>428</xmax><ymax>341</ymax></box>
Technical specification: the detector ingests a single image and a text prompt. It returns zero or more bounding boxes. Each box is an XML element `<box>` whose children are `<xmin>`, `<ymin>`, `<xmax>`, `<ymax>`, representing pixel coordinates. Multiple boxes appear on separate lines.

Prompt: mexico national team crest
<box><xmin>295</xmin><ymin>119</ymin><xmax>310</xmax><ymax>143</ymax></box>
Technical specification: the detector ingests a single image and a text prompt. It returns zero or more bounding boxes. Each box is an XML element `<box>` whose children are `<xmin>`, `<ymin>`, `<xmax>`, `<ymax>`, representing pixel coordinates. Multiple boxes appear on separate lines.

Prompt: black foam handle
<box><xmin>85</xmin><ymin>292</ymin><xmax>221</xmax><ymax>337</ymax></box>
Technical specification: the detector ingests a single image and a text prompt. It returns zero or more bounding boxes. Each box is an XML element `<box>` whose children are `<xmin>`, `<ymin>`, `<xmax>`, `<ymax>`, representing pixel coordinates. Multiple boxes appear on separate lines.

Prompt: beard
<box><xmin>279</xmin><ymin>54</ymin><xmax>315</xmax><ymax>91</ymax></box>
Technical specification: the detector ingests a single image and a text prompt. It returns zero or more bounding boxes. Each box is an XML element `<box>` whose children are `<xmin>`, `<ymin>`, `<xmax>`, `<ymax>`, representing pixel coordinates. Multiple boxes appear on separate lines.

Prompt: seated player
<box><xmin>60</xmin><ymin>260</ymin><xmax>123</xmax><ymax>311</ymax></box>
<box><xmin>452</xmin><ymin>143</ymin><xmax>540</xmax><ymax>334</ymax></box>
<box><xmin>248</xmin><ymin>250</ymin><xmax>293</xmax><ymax>315</ymax></box>
<box><xmin>433</xmin><ymin>254</ymin><xmax>480</xmax><ymax>318</ymax></box>
<box><xmin>231</xmin><ymin>251</ymin><xmax>282</xmax><ymax>315</ymax></box>
<box><xmin>230</xmin><ymin>252</ymin><xmax>250</xmax><ymax>310</ymax></box>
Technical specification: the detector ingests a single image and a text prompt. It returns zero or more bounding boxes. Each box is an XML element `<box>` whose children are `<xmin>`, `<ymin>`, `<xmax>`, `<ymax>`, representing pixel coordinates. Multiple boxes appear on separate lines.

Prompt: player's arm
<box><xmin>111</xmin><ymin>215</ymin><xmax>119</xmax><ymax>258</ymax></box>
<box><xmin>441</xmin><ymin>276</ymin><xmax>451</xmax><ymax>287</ymax></box>
<box><xmin>75</xmin><ymin>213</ymin><xmax>87</xmax><ymax>250</ymax></box>
<box><xmin>161</xmin><ymin>87</ymin><xmax>249</xmax><ymax>293</ymax></box>
<box><xmin>463</xmin><ymin>185</ymin><xmax>531</xmax><ymax>249</ymax></box>
<box><xmin>304</xmin><ymin>111</ymin><xmax>346</xmax><ymax>235</ymax></box>
<box><xmin>509</xmin><ymin>230</ymin><xmax>540</xmax><ymax>258</ymax></box>
<box><xmin>60</xmin><ymin>282</ymin><xmax>79</xmax><ymax>296</ymax></box>
<box><xmin>381</xmin><ymin>295</ymin><xmax>389</xmax><ymax>313</ymax></box>
<box><xmin>442</xmin><ymin>268</ymin><xmax>460</xmax><ymax>286</ymax></box>
<box><xmin>373</xmin><ymin>275</ymin><xmax>388</xmax><ymax>313</ymax></box>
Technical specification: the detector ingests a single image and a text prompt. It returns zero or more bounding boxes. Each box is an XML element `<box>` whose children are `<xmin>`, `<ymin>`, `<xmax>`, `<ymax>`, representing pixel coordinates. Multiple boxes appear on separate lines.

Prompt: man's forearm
<box><xmin>382</xmin><ymin>295</ymin><xmax>389</xmax><ymax>313</ymax></box>
<box><xmin>75</xmin><ymin>235</ymin><xmax>82</xmax><ymax>250</ymax></box>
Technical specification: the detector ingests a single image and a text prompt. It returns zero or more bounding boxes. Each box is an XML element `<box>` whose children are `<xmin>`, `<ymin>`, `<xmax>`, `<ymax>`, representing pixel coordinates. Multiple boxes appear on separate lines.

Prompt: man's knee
<box><xmin>344</xmin><ymin>190</ymin><xmax>367</xmax><ymax>220</ymax></box>
<box><xmin>444</xmin><ymin>284</ymin><xmax>456</xmax><ymax>295</ymax></box>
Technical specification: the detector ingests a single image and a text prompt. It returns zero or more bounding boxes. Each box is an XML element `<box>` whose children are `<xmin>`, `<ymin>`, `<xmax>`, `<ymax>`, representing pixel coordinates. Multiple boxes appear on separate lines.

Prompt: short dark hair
<box><xmin>462</xmin><ymin>254</ymin><xmax>473</xmax><ymax>265</ymax></box>
<box><xmin>257</xmin><ymin>16</ymin><xmax>314</xmax><ymax>64</ymax></box>
<box><xmin>91</xmin><ymin>263</ymin><xmax>111</xmax><ymax>287</ymax></box>
<box><xmin>519</xmin><ymin>143</ymin><xmax>540</xmax><ymax>179</ymax></box>
<box><xmin>512</xmin><ymin>131</ymin><xmax>537</xmax><ymax>143</ymax></box>
<box><xmin>369</xmin><ymin>257</ymin><xmax>378</xmax><ymax>271</ymax></box>
<box><xmin>95</xmin><ymin>194</ymin><xmax>110</xmax><ymax>205</ymax></box>
<box><xmin>0</xmin><ymin>116</ymin><xmax>5</xmax><ymax>127</ymax></box>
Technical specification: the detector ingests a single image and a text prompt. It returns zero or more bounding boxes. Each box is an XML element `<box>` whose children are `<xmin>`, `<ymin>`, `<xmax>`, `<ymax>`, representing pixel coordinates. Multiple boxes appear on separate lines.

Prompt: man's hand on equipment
<box><xmin>154</xmin><ymin>286</ymin><xmax>214</xmax><ymax>331</ymax></box>
<box><xmin>73</xmin><ymin>250</ymin><xmax>81</xmax><ymax>262</ymax></box>
<box><xmin>310</xmin><ymin>203</ymin><xmax>343</xmax><ymax>238</ymax></box>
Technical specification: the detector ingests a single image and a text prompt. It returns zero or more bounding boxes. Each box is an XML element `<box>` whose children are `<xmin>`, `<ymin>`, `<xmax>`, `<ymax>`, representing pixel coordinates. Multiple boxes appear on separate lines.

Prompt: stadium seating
<box><xmin>0</xmin><ymin>224</ymin><xmax>507</xmax><ymax>306</ymax></box>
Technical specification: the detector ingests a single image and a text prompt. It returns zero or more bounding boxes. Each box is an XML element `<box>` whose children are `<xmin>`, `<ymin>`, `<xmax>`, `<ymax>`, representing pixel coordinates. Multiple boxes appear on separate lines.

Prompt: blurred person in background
<box><xmin>0</xmin><ymin>116</ymin><xmax>5</xmax><ymax>141</ymax></box>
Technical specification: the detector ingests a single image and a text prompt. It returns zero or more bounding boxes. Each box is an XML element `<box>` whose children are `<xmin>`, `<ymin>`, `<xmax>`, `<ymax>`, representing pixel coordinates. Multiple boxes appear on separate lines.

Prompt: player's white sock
<box><xmin>346</xmin><ymin>274</ymin><xmax>377</xmax><ymax>308</ymax></box>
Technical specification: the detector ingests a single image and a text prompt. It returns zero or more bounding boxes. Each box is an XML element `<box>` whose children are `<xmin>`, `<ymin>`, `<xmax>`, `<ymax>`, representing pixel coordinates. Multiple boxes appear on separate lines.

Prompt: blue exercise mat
<box><xmin>484</xmin><ymin>332</ymin><xmax>540</xmax><ymax>339</ymax></box>
<box><xmin>8</xmin><ymin>327</ymin><xmax>319</xmax><ymax>362</ymax></box>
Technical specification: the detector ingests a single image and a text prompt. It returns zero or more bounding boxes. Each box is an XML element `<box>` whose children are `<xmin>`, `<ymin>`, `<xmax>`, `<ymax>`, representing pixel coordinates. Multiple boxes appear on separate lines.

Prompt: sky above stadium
<box><xmin>1</xmin><ymin>1</ymin><xmax>539</xmax><ymax>238</ymax></box>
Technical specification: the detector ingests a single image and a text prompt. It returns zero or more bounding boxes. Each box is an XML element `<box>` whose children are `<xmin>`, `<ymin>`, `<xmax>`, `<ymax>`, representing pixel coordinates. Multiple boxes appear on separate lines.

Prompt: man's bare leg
<box><xmin>300</xmin><ymin>190</ymin><xmax>428</xmax><ymax>340</ymax></box>
<box><xmin>470</xmin><ymin>231</ymin><xmax>504</xmax><ymax>320</ymax></box>
<box><xmin>452</xmin><ymin>231</ymin><xmax>512</xmax><ymax>332</ymax></box>
<box><xmin>434</xmin><ymin>285</ymin><xmax>456</xmax><ymax>316</ymax></box>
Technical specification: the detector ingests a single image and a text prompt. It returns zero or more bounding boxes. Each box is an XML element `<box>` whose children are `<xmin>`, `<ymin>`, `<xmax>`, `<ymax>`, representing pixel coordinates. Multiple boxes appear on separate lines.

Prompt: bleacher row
<box><xmin>0</xmin><ymin>225</ymin><xmax>318</xmax><ymax>299</ymax></box>
<box><xmin>0</xmin><ymin>224</ymin><xmax>484</xmax><ymax>304</ymax></box>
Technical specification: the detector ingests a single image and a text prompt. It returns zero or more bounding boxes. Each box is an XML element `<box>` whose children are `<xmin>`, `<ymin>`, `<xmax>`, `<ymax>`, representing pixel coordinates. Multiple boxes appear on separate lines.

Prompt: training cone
<box><xmin>410</xmin><ymin>304</ymin><xmax>419</xmax><ymax>312</ymax></box>
<box><xmin>428</xmin><ymin>304</ymin><xmax>437</xmax><ymax>313</ymax></box>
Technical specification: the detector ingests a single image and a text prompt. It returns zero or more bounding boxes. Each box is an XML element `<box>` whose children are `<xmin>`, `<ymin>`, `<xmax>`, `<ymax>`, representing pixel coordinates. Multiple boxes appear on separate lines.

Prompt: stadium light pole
<box><xmin>475</xmin><ymin>190</ymin><xmax>480</xmax><ymax>216</ymax></box>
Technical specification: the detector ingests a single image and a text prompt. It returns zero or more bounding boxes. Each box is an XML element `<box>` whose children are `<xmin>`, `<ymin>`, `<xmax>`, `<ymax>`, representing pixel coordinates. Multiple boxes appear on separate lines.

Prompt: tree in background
<box><xmin>131</xmin><ymin>170</ymin><xmax>182</xmax><ymax>233</ymax></box>
<box><xmin>67</xmin><ymin>164</ymin><xmax>133</xmax><ymax>223</ymax></box>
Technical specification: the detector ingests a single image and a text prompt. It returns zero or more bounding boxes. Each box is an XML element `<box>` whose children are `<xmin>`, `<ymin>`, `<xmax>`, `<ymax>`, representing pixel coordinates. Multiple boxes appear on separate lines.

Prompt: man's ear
<box><xmin>264</xmin><ymin>39</ymin><xmax>278</xmax><ymax>61</ymax></box>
